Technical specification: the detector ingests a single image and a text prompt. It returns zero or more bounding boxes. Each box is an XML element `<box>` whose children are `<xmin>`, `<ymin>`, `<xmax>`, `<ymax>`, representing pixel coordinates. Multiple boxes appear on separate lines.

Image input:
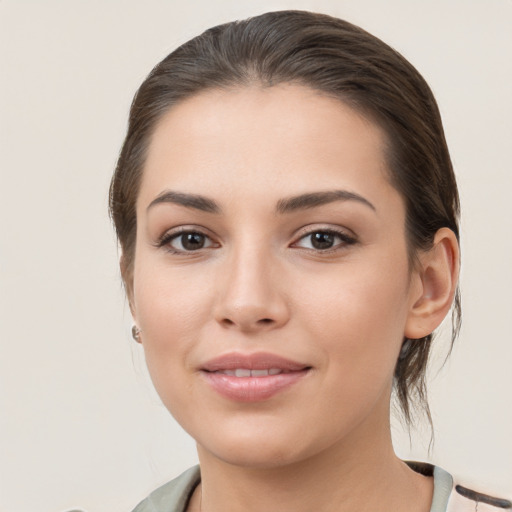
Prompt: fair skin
<box><xmin>128</xmin><ymin>85</ymin><xmax>459</xmax><ymax>512</ymax></box>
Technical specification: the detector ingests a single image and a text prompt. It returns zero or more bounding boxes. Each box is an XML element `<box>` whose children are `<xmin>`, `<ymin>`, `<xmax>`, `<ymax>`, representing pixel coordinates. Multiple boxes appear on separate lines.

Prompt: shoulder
<box><xmin>131</xmin><ymin>466</ymin><xmax>201</xmax><ymax>512</ymax></box>
<box><xmin>431</xmin><ymin>464</ymin><xmax>511</xmax><ymax>512</ymax></box>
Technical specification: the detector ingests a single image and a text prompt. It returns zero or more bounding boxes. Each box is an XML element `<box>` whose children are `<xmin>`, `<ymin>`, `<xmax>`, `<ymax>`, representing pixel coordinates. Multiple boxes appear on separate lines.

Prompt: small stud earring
<box><xmin>131</xmin><ymin>325</ymin><xmax>142</xmax><ymax>342</ymax></box>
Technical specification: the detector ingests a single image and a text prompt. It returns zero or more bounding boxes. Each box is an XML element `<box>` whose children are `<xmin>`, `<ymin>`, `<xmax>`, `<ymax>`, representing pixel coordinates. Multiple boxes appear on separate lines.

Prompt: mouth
<box><xmin>200</xmin><ymin>352</ymin><xmax>311</xmax><ymax>402</ymax></box>
<box><xmin>210</xmin><ymin>368</ymin><xmax>287</xmax><ymax>377</ymax></box>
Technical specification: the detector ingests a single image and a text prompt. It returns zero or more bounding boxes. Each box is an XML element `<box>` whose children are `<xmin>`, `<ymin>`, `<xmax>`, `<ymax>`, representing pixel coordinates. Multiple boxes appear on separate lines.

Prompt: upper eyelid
<box><xmin>154</xmin><ymin>224</ymin><xmax>356</xmax><ymax>249</ymax></box>
<box><xmin>156</xmin><ymin>225</ymin><xmax>215</xmax><ymax>243</ymax></box>
<box><xmin>290</xmin><ymin>226</ymin><xmax>358</xmax><ymax>252</ymax></box>
<box><xmin>292</xmin><ymin>224</ymin><xmax>356</xmax><ymax>240</ymax></box>
<box><xmin>156</xmin><ymin>228</ymin><xmax>219</xmax><ymax>254</ymax></box>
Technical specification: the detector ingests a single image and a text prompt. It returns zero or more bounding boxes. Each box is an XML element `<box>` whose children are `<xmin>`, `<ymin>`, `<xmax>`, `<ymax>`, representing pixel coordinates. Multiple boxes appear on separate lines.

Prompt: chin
<box><xmin>203</xmin><ymin>439</ymin><xmax>309</xmax><ymax>470</ymax></box>
<box><xmin>193</xmin><ymin>418</ymin><xmax>341</xmax><ymax>471</ymax></box>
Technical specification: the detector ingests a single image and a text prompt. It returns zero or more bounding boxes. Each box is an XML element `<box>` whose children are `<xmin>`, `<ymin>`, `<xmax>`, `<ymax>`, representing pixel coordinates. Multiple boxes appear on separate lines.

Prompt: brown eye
<box><xmin>310</xmin><ymin>232</ymin><xmax>336</xmax><ymax>250</ymax></box>
<box><xmin>294</xmin><ymin>229</ymin><xmax>356</xmax><ymax>251</ymax></box>
<box><xmin>166</xmin><ymin>231</ymin><xmax>214</xmax><ymax>252</ymax></box>
<box><xmin>181</xmin><ymin>233</ymin><xmax>206</xmax><ymax>250</ymax></box>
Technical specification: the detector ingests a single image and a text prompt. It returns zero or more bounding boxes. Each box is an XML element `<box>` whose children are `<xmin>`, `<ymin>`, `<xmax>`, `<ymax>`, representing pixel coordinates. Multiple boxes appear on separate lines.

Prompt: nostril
<box><xmin>220</xmin><ymin>317</ymin><xmax>273</xmax><ymax>328</ymax></box>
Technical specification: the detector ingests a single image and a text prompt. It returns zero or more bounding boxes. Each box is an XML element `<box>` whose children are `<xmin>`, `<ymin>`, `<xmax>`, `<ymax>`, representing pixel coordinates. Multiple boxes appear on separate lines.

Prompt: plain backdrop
<box><xmin>0</xmin><ymin>1</ymin><xmax>511</xmax><ymax>511</ymax></box>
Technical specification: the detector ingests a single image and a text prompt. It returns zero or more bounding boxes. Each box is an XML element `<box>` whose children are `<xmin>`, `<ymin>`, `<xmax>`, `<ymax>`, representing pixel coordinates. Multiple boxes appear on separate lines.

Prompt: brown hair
<box><xmin>109</xmin><ymin>10</ymin><xmax>461</xmax><ymax>427</ymax></box>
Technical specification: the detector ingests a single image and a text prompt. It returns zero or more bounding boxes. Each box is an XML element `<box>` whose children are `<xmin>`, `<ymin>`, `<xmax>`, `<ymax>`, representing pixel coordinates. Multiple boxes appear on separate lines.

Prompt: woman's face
<box><xmin>131</xmin><ymin>85</ymin><xmax>424</xmax><ymax>468</ymax></box>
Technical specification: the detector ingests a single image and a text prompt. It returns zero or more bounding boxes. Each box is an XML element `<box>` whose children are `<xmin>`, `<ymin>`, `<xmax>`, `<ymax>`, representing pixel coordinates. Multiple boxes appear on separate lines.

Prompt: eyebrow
<box><xmin>147</xmin><ymin>189</ymin><xmax>376</xmax><ymax>215</ymax></box>
<box><xmin>147</xmin><ymin>190</ymin><xmax>221</xmax><ymax>214</ymax></box>
<box><xmin>276</xmin><ymin>190</ymin><xmax>376</xmax><ymax>214</ymax></box>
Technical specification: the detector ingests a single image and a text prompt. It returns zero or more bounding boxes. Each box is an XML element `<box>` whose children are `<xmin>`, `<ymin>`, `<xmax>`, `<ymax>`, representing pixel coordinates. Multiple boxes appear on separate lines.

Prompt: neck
<box><xmin>190</xmin><ymin>409</ymin><xmax>433</xmax><ymax>512</ymax></box>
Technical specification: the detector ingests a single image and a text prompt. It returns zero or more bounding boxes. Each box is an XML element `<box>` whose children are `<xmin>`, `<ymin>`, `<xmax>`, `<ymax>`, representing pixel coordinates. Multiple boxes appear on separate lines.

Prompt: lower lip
<box><xmin>201</xmin><ymin>370</ymin><xmax>310</xmax><ymax>402</ymax></box>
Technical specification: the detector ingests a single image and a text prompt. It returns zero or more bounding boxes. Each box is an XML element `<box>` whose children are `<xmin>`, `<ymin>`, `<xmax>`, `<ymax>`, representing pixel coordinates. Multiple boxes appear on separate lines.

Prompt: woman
<box><xmin>109</xmin><ymin>10</ymin><xmax>510</xmax><ymax>512</ymax></box>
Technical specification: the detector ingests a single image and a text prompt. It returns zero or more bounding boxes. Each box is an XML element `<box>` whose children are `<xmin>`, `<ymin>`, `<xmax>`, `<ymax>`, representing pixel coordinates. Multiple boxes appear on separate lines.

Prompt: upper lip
<box><xmin>201</xmin><ymin>352</ymin><xmax>310</xmax><ymax>372</ymax></box>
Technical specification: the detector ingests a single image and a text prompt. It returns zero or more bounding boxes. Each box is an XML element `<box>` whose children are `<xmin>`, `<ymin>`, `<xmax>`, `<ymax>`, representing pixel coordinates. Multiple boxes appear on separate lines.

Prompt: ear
<box><xmin>405</xmin><ymin>228</ymin><xmax>460</xmax><ymax>340</ymax></box>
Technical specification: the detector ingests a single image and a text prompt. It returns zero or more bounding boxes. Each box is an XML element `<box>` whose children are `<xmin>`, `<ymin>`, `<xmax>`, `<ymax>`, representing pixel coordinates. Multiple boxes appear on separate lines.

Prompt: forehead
<box><xmin>139</xmin><ymin>84</ymin><xmax>398</xmax><ymax>212</ymax></box>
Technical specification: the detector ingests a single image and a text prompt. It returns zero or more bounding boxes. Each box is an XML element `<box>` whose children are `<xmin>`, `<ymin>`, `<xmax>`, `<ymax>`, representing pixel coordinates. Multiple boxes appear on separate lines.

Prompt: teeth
<box><xmin>216</xmin><ymin>368</ymin><xmax>283</xmax><ymax>377</ymax></box>
<box><xmin>251</xmin><ymin>369</ymin><xmax>270</xmax><ymax>377</ymax></box>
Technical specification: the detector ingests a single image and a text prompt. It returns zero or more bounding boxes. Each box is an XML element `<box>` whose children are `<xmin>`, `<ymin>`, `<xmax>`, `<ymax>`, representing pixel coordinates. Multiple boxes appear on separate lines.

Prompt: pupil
<box><xmin>182</xmin><ymin>233</ymin><xmax>205</xmax><ymax>250</ymax></box>
<box><xmin>311</xmin><ymin>232</ymin><xmax>334</xmax><ymax>249</ymax></box>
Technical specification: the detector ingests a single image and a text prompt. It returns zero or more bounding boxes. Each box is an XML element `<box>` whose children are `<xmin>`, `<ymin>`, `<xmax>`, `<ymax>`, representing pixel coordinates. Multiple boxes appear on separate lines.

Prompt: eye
<box><xmin>159</xmin><ymin>230</ymin><xmax>216</xmax><ymax>253</ymax></box>
<box><xmin>293</xmin><ymin>229</ymin><xmax>356</xmax><ymax>251</ymax></box>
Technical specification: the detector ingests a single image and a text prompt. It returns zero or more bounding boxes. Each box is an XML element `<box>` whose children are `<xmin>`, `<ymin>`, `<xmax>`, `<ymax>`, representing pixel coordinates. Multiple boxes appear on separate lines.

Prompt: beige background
<box><xmin>0</xmin><ymin>1</ymin><xmax>511</xmax><ymax>511</ymax></box>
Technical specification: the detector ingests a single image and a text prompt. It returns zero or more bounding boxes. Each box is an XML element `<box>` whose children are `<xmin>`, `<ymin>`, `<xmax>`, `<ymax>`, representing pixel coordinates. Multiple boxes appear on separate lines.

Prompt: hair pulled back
<box><xmin>109</xmin><ymin>10</ymin><xmax>461</xmax><ymax>426</ymax></box>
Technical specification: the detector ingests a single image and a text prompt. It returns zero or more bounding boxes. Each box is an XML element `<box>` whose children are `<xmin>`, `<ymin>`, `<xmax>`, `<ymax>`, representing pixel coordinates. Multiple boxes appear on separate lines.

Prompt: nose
<box><xmin>213</xmin><ymin>243</ymin><xmax>290</xmax><ymax>333</ymax></box>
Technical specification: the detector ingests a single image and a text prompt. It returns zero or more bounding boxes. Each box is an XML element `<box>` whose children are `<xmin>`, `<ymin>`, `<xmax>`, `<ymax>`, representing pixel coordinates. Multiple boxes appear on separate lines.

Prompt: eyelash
<box><xmin>292</xmin><ymin>228</ymin><xmax>357</xmax><ymax>253</ymax></box>
<box><xmin>156</xmin><ymin>227</ymin><xmax>217</xmax><ymax>254</ymax></box>
<box><xmin>156</xmin><ymin>227</ymin><xmax>357</xmax><ymax>255</ymax></box>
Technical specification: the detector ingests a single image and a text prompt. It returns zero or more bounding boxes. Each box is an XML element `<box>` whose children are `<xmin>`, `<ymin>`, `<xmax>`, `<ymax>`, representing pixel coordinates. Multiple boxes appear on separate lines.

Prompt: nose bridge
<box><xmin>214</xmin><ymin>234</ymin><xmax>289</xmax><ymax>331</ymax></box>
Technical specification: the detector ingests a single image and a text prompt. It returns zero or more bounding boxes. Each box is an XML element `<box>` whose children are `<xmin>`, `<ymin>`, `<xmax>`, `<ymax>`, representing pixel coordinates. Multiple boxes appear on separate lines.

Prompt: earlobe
<box><xmin>404</xmin><ymin>228</ymin><xmax>460</xmax><ymax>340</ymax></box>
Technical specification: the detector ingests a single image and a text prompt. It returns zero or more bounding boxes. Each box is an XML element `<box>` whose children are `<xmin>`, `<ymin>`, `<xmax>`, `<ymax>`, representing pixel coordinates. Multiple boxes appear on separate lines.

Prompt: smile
<box><xmin>200</xmin><ymin>352</ymin><xmax>311</xmax><ymax>402</ymax></box>
<box><xmin>212</xmin><ymin>368</ymin><xmax>284</xmax><ymax>377</ymax></box>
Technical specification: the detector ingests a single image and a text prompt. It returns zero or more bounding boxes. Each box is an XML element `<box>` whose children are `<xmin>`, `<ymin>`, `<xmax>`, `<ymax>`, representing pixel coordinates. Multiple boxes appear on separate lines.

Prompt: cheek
<box><xmin>134</xmin><ymin>258</ymin><xmax>213</xmax><ymax>333</ymax></box>
<box><xmin>298</xmin><ymin>260</ymin><xmax>411</xmax><ymax>383</ymax></box>
<box><xmin>132</xmin><ymin>260</ymin><xmax>214</xmax><ymax>397</ymax></box>
<box><xmin>286</xmin><ymin>267</ymin><xmax>411</xmax><ymax>441</ymax></box>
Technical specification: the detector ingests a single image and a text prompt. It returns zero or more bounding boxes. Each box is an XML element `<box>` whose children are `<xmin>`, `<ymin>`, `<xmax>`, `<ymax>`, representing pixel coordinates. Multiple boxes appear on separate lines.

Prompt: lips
<box><xmin>214</xmin><ymin>368</ymin><xmax>283</xmax><ymax>377</ymax></box>
<box><xmin>200</xmin><ymin>352</ymin><xmax>311</xmax><ymax>402</ymax></box>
